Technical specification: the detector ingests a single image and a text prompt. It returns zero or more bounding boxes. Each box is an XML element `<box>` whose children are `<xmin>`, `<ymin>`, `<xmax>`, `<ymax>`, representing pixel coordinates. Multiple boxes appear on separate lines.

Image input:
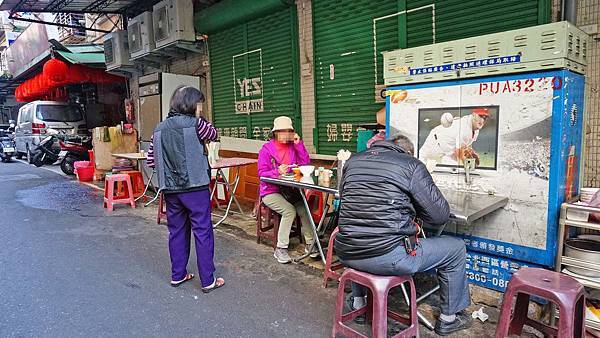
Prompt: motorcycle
<box><xmin>32</xmin><ymin>128</ymin><xmax>92</xmax><ymax>175</ymax></box>
<box><xmin>0</xmin><ymin>122</ymin><xmax>16</xmax><ymax>162</ymax></box>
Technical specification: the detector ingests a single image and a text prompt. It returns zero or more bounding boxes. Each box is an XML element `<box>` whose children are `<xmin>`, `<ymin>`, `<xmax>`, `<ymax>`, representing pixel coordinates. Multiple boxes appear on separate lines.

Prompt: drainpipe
<box><xmin>563</xmin><ymin>0</ymin><xmax>577</xmax><ymax>25</ymax></box>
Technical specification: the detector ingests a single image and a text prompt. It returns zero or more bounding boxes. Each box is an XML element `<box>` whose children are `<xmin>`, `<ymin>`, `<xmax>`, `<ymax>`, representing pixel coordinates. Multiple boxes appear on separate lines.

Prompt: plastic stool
<box><xmin>333</xmin><ymin>268</ymin><xmax>419</xmax><ymax>338</ymax></box>
<box><xmin>122</xmin><ymin>170</ymin><xmax>145</xmax><ymax>200</ymax></box>
<box><xmin>306</xmin><ymin>190</ymin><xmax>325</xmax><ymax>223</ymax></box>
<box><xmin>323</xmin><ymin>227</ymin><xmax>344</xmax><ymax>288</ymax></box>
<box><xmin>157</xmin><ymin>192</ymin><xmax>167</xmax><ymax>224</ymax></box>
<box><xmin>495</xmin><ymin>267</ymin><xmax>585</xmax><ymax>338</ymax></box>
<box><xmin>104</xmin><ymin>174</ymin><xmax>136</xmax><ymax>212</ymax></box>
<box><xmin>256</xmin><ymin>199</ymin><xmax>302</xmax><ymax>249</ymax></box>
<box><xmin>210</xmin><ymin>177</ymin><xmax>230</xmax><ymax>208</ymax></box>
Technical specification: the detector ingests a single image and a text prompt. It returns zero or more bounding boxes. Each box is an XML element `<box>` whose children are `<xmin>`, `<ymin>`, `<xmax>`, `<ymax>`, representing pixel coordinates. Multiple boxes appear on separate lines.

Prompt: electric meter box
<box><xmin>383</xmin><ymin>21</ymin><xmax>588</xmax><ymax>86</ymax></box>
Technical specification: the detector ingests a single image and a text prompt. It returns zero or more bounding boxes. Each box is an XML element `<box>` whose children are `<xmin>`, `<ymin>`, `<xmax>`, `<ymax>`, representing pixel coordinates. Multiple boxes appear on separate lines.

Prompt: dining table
<box><xmin>111</xmin><ymin>152</ymin><xmax>158</xmax><ymax>205</ymax></box>
<box><xmin>260</xmin><ymin>172</ymin><xmax>509</xmax><ymax>330</ymax></box>
<box><xmin>211</xmin><ymin>157</ymin><xmax>258</xmax><ymax>228</ymax></box>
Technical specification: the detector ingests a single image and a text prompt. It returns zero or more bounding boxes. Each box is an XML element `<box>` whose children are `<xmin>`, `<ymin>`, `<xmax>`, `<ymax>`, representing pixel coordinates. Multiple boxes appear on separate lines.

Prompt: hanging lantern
<box><xmin>43</xmin><ymin>58</ymin><xmax>68</xmax><ymax>84</ymax></box>
<box><xmin>68</xmin><ymin>64</ymin><xmax>91</xmax><ymax>83</ymax></box>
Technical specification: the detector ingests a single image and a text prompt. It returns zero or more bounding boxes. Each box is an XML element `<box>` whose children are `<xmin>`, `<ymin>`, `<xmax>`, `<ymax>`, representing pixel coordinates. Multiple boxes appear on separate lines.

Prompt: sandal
<box><xmin>170</xmin><ymin>273</ymin><xmax>194</xmax><ymax>287</ymax></box>
<box><xmin>201</xmin><ymin>277</ymin><xmax>225</xmax><ymax>293</ymax></box>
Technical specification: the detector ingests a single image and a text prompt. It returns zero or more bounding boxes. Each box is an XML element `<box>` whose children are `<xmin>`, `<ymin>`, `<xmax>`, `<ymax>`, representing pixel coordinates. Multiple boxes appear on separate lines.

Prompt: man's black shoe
<box><xmin>434</xmin><ymin>312</ymin><xmax>472</xmax><ymax>336</ymax></box>
<box><xmin>345</xmin><ymin>295</ymin><xmax>366</xmax><ymax>325</ymax></box>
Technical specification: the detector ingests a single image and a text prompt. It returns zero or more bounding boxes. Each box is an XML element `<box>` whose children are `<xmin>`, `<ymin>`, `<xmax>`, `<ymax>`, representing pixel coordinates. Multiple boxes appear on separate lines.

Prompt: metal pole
<box><xmin>564</xmin><ymin>0</ymin><xmax>577</xmax><ymax>25</ymax></box>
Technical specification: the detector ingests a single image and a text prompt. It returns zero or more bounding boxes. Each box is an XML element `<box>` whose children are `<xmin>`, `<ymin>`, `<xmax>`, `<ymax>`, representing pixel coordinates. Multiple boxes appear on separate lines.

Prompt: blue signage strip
<box><xmin>408</xmin><ymin>55</ymin><xmax>522</xmax><ymax>76</ymax></box>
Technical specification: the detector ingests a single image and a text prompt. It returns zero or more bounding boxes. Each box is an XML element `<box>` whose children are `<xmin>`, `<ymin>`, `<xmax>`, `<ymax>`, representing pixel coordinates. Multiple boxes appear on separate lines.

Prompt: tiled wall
<box><xmin>554</xmin><ymin>0</ymin><xmax>600</xmax><ymax>187</ymax></box>
<box><xmin>297</xmin><ymin>0</ymin><xmax>317</xmax><ymax>153</ymax></box>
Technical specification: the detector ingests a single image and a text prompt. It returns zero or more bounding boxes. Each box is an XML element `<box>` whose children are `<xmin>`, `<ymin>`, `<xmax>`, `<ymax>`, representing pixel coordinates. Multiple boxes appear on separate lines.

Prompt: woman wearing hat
<box><xmin>258</xmin><ymin>116</ymin><xmax>315</xmax><ymax>263</ymax></box>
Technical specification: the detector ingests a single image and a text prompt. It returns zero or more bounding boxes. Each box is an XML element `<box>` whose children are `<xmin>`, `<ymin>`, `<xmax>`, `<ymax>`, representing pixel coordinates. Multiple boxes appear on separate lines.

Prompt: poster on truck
<box><xmin>386</xmin><ymin>70</ymin><xmax>585</xmax><ymax>291</ymax></box>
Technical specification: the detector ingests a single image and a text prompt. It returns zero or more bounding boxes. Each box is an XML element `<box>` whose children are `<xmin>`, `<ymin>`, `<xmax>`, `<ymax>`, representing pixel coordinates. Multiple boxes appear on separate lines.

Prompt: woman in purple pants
<box><xmin>147</xmin><ymin>86</ymin><xmax>225</xmax><ymax>293</ymax></box>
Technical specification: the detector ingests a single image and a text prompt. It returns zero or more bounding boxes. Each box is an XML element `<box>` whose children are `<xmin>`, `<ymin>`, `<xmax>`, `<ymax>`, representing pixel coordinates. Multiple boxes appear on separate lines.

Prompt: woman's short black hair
<box><xmin>169</xmin><ymin>86</ymin><xmax>205</xmax><ymax>116</ymax></box>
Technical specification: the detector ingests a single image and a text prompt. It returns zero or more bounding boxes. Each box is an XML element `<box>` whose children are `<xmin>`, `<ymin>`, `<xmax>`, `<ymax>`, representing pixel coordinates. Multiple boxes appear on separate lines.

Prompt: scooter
<box><xmin>32</xmin><ymin>128</ymin><xmax>92</xmax><ymax>175</ymax></box>
<box><xmin>60</xmin><ymin>135</ymin><xmax>92</xmax><ymax>175</ymax></box>
<box><xmin>0</xmin><ymin>122</ymin><xmax>16</xmax><ymax>162</ymax></box>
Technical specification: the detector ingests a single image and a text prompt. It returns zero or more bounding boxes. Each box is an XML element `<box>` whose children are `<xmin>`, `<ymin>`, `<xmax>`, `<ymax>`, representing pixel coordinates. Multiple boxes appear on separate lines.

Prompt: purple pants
<box><xmin>165</xmin><ymin>189</ymin><xmax>215</xmax><ymax>288</ymax></box>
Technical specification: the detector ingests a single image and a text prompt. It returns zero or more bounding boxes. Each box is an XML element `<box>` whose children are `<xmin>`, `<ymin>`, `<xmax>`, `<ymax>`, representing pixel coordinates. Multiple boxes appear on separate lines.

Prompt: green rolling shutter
<box><xmin>313</xmin><ymin>0</ymin><xmax>550</xmax><ymax>154</ymax></box>
<box><xmin>209</xmin><ymin>7</ymin><xmax>300</xmax><ymax>140</ymax></box>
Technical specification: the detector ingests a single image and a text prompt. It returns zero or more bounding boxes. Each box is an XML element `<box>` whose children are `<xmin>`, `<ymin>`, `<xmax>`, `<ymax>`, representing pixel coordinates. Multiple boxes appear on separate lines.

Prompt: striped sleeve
<box><xmin>146</xmin><ymin>136</ymin><xmax>155</xmax><ymax>168</ymax></box>
<box><xmin>197</xmin><ymin>118</ymin><xmax>218</xmax><ymax>141</ymax></box>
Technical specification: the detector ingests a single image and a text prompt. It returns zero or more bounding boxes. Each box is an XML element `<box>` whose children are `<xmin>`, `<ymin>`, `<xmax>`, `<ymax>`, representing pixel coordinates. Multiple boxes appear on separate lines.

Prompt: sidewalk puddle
<box><xmin>17</xmin><ymin>181</ymin><xmax>98</xmax><ymax>211</ymax></box>
<box><xmin>0</xmin><ymin>174</ymin><xmax>41</xmax><ymax>182</ymax></box>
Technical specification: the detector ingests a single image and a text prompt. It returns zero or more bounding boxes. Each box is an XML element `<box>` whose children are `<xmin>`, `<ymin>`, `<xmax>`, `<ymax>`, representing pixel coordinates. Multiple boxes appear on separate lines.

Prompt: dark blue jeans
<box><xmin>340</xmin><ymin>236</ymin><xmax>470</xmax><ymax>316</ymax></box>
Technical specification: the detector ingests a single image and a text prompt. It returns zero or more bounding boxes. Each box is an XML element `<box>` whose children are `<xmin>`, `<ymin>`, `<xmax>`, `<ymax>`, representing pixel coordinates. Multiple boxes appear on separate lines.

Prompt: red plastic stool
<box><xmin>333</xmin><ymin>268</ymin><xmax>419</xmax><ymax>338</ymax></box>
<box><xmin>495</xmin><ymin>267</ymin><xmax>585</xmax><ymax>338</ymax></box>
<box><xmin>104</xmin><ymin>174</ymin><xmax>136</xmax><ymax>212</ymax></box>
<box><xmin>306</xmin><ymin>190</ymin><xmax>325</xmax><ymax>223</ymax></box>
<box><xmin>210</xmin><ymin>177</ymin><xmax>230</xmax><ymax>208</ymax></box>
<box><xmin>157</xmin><ymin>192</ymin><xmax>167</xmax><ymax>224</ymax></box>
<box><xmin>323</xmin><ymin>227</ymin><xmax>344</xmax><ymax>288</ymax></box>
<box><xmin>256</xmin><ymin>199</ymin><xmax>302</xmax><ymax>249</ymax></box>
<box><xmin>122</xmin><ymin>170</ymin><xmax>145</xmax><ymax>200</ymax></box>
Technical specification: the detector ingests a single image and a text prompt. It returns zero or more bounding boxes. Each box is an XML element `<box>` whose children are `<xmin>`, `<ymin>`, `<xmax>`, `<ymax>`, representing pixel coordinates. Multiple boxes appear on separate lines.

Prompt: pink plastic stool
<box><xmin>333</xmin><ymin>268</ymin><xmax>419</xmax><ymax>338</ymax></box>
<box><xmin>323</xmin><ymin>227</ymin><xmax>344</xmax><ymax>288</ymax></box>
<box><xmin>103</xmin><ymin>174</ymin><xmax>136</xmax><ymax>212</ymax></box>
<box><xmin>495</xmin><ymin>267</ymin><xmax>585</xmax><ymax>338</ymax></box>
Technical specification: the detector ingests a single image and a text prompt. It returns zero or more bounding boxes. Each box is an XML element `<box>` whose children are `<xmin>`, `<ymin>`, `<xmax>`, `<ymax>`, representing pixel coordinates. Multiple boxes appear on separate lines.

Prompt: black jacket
<box><xmin>334</xmin><ymin>141</ymin><xmax>450</xmax><ymax>260</ymax></box>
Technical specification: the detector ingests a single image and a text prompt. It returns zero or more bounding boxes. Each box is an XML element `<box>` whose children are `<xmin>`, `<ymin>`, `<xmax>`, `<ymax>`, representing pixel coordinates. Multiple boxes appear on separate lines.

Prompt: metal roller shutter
<box><xmin>313</xmin><ymin>0</ymin><xmax>550</xmax><ymax>154</ymax></box>
<box><xmin>209</xmin><ymin>7</ymin><xmax>300</xmax><ymax>140</ymax></box>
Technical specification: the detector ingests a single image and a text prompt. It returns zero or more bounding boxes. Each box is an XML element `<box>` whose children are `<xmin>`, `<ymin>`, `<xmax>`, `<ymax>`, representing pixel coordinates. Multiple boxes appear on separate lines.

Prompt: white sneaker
<box><xmin>305</xmin><ymin>247</ymin><xmax>320</xmax><ymax>259</ymax></box>
<box><xmin>274</xmin><ymin>248</ymin><xmax>292</xmax><ymax>264</ymax></box>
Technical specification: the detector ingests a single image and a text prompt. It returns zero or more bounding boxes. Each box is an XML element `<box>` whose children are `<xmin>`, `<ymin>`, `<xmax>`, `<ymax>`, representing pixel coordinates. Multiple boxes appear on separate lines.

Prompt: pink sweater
<box><xmin>257</xmin><ymin>139</ymin><xmax>310</xmax><ymax>197</ymax></box>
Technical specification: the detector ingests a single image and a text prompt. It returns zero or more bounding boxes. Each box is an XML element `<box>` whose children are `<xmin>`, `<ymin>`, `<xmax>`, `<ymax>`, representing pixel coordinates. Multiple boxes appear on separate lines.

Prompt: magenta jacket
<box><xmin>258</xmin><ymin>139</ymin><xmax>311</xmax><ymax>197</ymax></box>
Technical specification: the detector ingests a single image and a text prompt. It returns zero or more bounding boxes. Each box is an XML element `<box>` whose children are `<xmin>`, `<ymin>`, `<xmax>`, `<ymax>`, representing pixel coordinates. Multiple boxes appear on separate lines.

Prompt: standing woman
<box><xmin>258</xmin><ymin>116</ymin><xmax>315</xmax><ymax>263</ymax></box>
<box><xmin>147</xmin><ymin>86</ymin><xmax>225</xmax><ymax>292</ymax></box>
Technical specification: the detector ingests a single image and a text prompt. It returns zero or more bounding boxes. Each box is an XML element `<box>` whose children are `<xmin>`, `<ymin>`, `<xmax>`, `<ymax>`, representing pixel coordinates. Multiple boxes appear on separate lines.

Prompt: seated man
<box><xmin>334</xmin><ymin>134</ymin><xmax>471</xmax><ymax>336</ymax></box>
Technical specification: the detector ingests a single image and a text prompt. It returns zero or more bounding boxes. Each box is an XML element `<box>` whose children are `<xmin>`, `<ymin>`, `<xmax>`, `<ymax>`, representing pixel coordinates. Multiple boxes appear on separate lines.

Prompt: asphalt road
<box><xmin>0</xmin><ymin>162</ymin><xmax>335</xmax><ymax>337</ymax></box>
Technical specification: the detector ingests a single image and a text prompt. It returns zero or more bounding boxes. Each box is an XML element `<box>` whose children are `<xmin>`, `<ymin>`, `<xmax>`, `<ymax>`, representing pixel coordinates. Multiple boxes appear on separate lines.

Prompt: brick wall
<box><xmin>578</xmin><ymin>1</ymin><xmax>600</xmax><ymax>187</ymax></box>
<box><xmin>553</xmin><ymin>0</ymin><xmax>600</xmax><ymax>187</ymax></box>
<box><xmin>297</xmin><ymin>0</ymin><xmax>317</xmax><ymax>153</ymax></box>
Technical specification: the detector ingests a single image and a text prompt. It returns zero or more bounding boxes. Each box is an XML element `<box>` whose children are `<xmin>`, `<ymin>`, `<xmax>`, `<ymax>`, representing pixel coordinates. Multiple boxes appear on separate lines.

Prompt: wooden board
<box><xmin>92</xmin><ymin>129</ymin><xmax>138</xmax><ymax>171</ymax></box>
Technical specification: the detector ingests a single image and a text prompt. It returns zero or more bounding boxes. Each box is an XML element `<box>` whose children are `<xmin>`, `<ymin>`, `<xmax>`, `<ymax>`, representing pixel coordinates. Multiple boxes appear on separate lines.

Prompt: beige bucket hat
<box><xmin>272</xmin><ymin>116</ymin><xmax>294</xmax><ymax>132</ymax></box>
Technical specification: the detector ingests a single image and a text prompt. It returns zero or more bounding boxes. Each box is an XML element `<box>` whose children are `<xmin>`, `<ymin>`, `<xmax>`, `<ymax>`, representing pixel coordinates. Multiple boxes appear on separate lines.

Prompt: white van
<box><xmin>15</xmin><ymin>101</ymin><xmax>87</xmax><ymax>162</ymax></box>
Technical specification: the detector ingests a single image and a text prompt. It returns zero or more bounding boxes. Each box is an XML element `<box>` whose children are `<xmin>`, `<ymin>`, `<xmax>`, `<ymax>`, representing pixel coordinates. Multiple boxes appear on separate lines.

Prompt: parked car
<box><xmin>14</xmin><ymin>101</ymin><xmax>88</xmax><ymax>163</ymax></box>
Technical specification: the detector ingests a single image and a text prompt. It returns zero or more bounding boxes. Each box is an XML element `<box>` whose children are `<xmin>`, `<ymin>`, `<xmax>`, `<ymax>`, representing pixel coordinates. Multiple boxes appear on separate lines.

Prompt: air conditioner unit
<box><xmin>104</xmin><ymin>30</ymin><xmax>133</xmax><ymax>71</ymax></box>
<box><xmin>128</xmin><ymin>11</ymin><xmax>155</xmax><ymax>60</ymax></box>
<box><xmin>152</xmin><ymin>0</ymin><xmax>195</xmax><ymax>49</ymax></box>
<box><xmin>383</xmin><ymin>21</ymin><xmax>588</xmax><ymax>86</ymax></box>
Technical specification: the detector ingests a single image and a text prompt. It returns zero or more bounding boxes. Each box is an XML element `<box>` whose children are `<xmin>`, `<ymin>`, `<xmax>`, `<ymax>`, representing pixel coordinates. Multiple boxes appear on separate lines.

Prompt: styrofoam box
<box><xmin>567</xmin><ymin>202</ymin><xmax>590</xmax><ymax>222</ymax></box>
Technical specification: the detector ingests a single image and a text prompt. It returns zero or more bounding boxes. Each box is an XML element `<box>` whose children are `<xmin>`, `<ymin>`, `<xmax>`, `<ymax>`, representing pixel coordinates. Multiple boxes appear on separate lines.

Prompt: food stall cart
<box><xmin>383</xmin><ymin>22</ymin><xmax>588</xmax><ymax>291</ymax></box>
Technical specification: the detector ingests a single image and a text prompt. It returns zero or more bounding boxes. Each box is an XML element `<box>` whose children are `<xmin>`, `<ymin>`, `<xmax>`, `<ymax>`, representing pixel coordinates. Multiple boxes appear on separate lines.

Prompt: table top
<box><xmin>260</xmin><ymin>175</ymin><xmax>508</xmax><ymax>225</ymax></box>
<box><xmin>261</xmin><ymin>175</ymin><xmax>339</xmax><ymax>196</ymax></box>
<box><xmin>211</xmin><ymin>157</ymin><xmax>257</xmax><ymax>169</ymax></box>
<box><xmin>440</xmin><ymin>189</ymin><xmax>508</xmax><ymax>225</ymax></box>
<box><xmin>112</xmin><ymin>152</ymin><xmax>147</xmax><ymax>160</ymax></box>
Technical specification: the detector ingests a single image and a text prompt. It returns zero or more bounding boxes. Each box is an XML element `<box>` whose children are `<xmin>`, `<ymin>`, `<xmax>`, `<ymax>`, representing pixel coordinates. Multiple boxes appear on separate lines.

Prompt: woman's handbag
<box><xmin>279</xmin><ymin>186</ymin><xmax>302</xmax><ymax>205</ymax></box>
